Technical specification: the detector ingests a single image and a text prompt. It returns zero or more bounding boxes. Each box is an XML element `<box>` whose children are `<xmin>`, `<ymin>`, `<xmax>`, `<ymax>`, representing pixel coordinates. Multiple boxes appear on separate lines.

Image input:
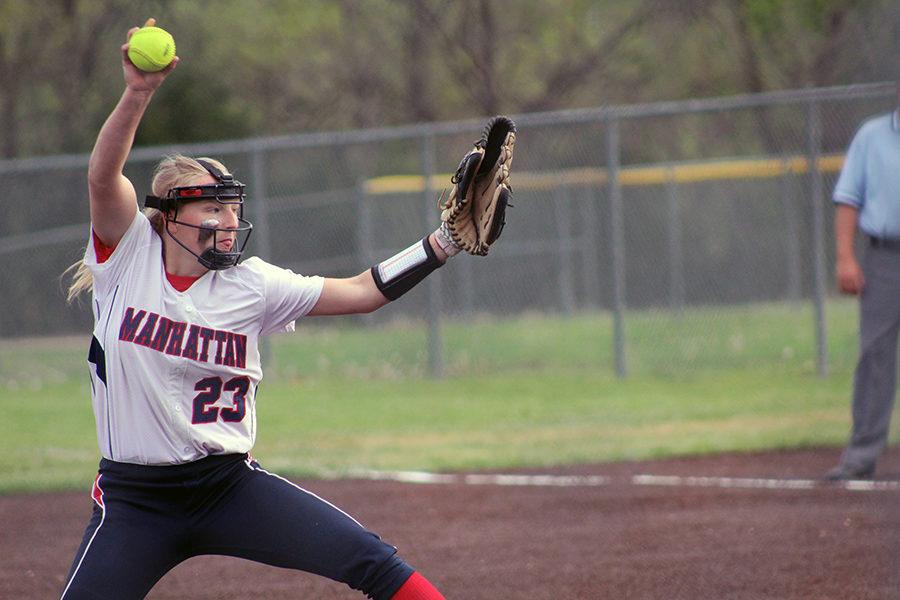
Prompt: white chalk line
<box><xmin>632</xmin><ymin>474</ymin><xmax>900</xmax><ymax>492</ymax></box>
<box><xmin>347</xmin><ymin>469</ymin><xmax>900</xmax><ymax>492</ymax></box>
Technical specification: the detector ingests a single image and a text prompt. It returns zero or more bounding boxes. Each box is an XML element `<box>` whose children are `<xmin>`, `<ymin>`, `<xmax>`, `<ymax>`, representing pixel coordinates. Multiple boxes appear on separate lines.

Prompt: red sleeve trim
<box><xmin>92</xmin><ymin>231</ymin><xmax>116</xmax><ymax>264</ymax></box>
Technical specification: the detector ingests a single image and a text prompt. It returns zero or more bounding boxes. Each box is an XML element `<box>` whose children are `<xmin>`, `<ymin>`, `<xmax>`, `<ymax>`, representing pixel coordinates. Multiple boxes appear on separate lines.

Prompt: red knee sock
<box><xmin>391</xmin><ymin>572</ymin><xmax>445</xmax><ymax>600</ymax></box>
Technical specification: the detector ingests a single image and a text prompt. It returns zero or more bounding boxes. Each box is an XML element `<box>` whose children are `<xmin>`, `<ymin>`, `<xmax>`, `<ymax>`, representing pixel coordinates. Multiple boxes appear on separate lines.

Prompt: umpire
<box><xmin>826</xmin><ymin>86</ymin><xmax>900</xmax><ymax>481</ymax></box>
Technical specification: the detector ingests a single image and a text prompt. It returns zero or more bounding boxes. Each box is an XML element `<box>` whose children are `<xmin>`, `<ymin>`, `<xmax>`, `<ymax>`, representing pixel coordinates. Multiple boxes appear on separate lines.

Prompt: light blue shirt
<box><xmin>833</xmin><ymin>109</ymin><xmax>900</xmax><ymax>240</ymax></box>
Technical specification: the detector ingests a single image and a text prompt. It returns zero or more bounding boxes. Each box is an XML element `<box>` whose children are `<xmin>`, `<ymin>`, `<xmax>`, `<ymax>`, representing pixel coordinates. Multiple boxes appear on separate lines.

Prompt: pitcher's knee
<box><xmin>345</xmin><ymin>548</ymin><xmax>415</xmax><ymax>600</ymax></box>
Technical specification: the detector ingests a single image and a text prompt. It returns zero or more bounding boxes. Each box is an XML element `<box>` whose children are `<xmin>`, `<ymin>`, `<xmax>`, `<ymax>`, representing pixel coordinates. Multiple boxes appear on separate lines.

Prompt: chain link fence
<box><xmin>0</xmin><ymin>82</ymin><xmax>894</xmax><ymax>377</ymax></box>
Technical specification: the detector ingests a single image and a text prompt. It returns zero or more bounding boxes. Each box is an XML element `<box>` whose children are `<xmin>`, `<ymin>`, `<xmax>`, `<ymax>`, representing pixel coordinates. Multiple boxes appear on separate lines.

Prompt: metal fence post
<box><xmin>665</xmin><ymin>167</ymin><xmax>685</xmax><ymax>313</ymax></box>
<box><xmin>356</xmin><ymin>179</ymin><xmax>375</xmax><ymax>327</ymax></box>
<box><xmin>780</xmin><ymin>159</ymin><xmax>802</xmax><ymax>301</ymax></box>
<box><xmin>459</xmin><ymin>253</ymin><xmax>475</xmax><ymax>316</ymax></box>
<box><xmin>422</xmin><ymin>133</ymin><xmax>443</xmax><ymax>377</ymax></box>
<box><xmin>580</xmin><ymin>185</ymin><xmax>601</xmax><ymax>309</ymax></box>
<box><xmin>555</xmin><ymin>186</ymin><xmax>575</xmax><ymax>314</ymax></box>
<box><xmin>606</xmin><ymin>114</ymin><xmax>627</xmax><ymax>378</ymax></box>
<box><xmin>356</xmin><ymin>180</ymin><xmax>373</xmax><ymax>265</ymax></box>
<box><xmin>251</xmin><ymin>148</ymin><xmax>274</xmax><ymax>366</ymax></box>
<box><xmin>806</xmin><ymin>100</ymin><xmax>829</xmax><ymax>377</ymax></box>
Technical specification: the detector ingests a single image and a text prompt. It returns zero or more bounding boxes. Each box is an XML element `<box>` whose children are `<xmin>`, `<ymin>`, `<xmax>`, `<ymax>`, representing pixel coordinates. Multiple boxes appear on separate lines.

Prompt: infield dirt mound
<box><xmin>3</xmin><ymin>447</ymin><xmax>898</xmax><ymax>599</ymax></box>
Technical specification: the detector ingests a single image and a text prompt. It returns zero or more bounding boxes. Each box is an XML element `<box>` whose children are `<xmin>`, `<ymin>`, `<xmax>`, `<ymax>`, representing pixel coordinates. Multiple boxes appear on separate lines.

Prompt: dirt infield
<box><xmin>3</xmin><ymin>447</ymin><xmax>899</xmax><ymax>599</ymax></box>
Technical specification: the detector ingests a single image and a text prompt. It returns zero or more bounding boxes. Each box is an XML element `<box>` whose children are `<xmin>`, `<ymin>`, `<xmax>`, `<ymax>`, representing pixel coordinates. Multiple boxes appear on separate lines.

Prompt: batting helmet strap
<box><xmin>143</xmin><ymin>193</ymin><xmax>170</xmax><ymax>211</ymax></box>
<box><xmin>195</xmin><ymin>159</ymin><xmax>232</xmax><ymax>184</ymax></box>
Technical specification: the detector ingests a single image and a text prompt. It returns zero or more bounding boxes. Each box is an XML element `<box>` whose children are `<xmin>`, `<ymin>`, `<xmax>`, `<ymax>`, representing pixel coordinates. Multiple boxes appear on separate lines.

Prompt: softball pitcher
<box><xmin>59</xmin><ymin>22</ymin><xmax>515</xmax><ymax>600</ymax></box>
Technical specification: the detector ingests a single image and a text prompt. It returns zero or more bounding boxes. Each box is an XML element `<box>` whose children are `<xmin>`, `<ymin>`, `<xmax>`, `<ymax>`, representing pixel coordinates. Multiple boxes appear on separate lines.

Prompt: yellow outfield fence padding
<box><xmin>363</xmin><ymin>153</ymin><xmax>845</xmax><ymax>195</ymax></box>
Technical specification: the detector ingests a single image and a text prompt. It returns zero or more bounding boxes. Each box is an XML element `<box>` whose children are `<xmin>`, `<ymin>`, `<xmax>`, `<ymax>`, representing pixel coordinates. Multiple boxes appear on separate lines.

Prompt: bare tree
<box><xmin>520</xmin><ymin>0</ymin><xmax>665</xmax><ymax>112</ymax></box>
<box><xmin>0</xmin><ymin>6</ymin><xmax>53</xmax><ymax>158</ymax></box>
<box><xmin>54</xmin><ymin>0</ymin><xmax>129</xmax><ymax>152</ymax></box>
<box><xmin>403</xmin><ymin>0</ymin><xmax>437</xmax><ymax>122</ymax></box>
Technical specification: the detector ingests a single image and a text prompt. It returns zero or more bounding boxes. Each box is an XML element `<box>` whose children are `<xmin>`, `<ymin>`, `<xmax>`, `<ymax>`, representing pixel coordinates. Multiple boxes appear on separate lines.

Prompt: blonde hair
<box><xmin>65</xmin><ymin>155</ymin><xmax>231</xmax><ymax>302</ymax></box>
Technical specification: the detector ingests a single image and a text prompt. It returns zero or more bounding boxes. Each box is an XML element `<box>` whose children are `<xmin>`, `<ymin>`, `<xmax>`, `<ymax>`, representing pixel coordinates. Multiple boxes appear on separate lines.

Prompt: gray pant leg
<box><xmin>841</xmin><ymin>244</ymin><xmax>900</xmax><ymax>471</ymax></box>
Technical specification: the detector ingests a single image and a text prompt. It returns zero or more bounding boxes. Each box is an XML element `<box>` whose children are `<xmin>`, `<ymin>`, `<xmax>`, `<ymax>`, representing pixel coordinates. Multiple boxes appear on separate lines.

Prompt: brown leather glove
<box><xmin>439</xmin><ymin>116</ymin><xmax>516</xmax><ymax>256</ymax></box>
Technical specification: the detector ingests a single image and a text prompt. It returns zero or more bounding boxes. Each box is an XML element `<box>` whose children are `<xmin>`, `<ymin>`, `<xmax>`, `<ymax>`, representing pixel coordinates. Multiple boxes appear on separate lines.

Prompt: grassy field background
<box><xmin>2</xmin><ymin>298</ymin><xmax>896</xmax><ymax>493</ymax></box>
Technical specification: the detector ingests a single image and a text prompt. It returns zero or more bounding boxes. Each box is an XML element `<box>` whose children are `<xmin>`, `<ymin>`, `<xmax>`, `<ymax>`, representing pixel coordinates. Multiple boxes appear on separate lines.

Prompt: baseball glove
<box><xmin>439</xmin><ymin>116</ymin><xmax>516</xmax><ymax>256</ymax></box>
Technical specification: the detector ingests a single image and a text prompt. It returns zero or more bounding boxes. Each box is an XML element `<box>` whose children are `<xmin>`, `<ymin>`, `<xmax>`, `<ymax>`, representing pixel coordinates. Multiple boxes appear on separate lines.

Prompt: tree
<box><xmin>0</xmin><ymin>0</ymin><xmax>897</xmax><ymax>159</ymax></box>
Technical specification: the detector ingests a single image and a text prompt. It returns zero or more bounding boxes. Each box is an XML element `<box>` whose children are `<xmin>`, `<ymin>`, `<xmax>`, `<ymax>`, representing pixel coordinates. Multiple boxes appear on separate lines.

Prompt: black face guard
<box><xmin>145</xmin><ymin>160</ymin><xmax>254</xmax><ymax>270</ymax></box>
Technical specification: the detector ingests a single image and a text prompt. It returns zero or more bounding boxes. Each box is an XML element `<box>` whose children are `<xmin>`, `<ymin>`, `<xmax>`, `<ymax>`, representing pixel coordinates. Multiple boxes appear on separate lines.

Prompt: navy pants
<box><xmin>60</xmin><ymin>454</ymin><xmax>413</xmax><ymax>599</ymax></box>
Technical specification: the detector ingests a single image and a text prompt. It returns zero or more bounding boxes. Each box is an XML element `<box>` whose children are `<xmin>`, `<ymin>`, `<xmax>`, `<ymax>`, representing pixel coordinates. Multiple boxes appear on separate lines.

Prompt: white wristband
<box><xmin>434</xmin><ymin>223</ymin><xmax>462</xmax><ymax>257</ymax></box>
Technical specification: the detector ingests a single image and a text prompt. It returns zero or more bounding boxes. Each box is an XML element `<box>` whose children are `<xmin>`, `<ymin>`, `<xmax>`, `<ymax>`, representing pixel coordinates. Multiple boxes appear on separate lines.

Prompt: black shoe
<box><xmin>823</xmin><ymin>464</ymin><xmax>875</xmax><ymax>481</ymax></box>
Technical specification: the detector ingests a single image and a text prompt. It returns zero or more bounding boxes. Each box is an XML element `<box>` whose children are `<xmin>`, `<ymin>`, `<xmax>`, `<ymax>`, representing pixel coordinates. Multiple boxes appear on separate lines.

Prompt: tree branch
<box><xmin>520</xmin><ymin>0</ymin><xmax>664</xmax><ymax>112</ymax></box>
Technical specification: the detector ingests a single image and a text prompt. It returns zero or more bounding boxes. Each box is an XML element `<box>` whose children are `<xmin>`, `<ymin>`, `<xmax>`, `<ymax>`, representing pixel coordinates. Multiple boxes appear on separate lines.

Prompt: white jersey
<box><xmin>85</xmin><ymin>211</ymin><xmax>324</xmax><ymax>465</ymax></box>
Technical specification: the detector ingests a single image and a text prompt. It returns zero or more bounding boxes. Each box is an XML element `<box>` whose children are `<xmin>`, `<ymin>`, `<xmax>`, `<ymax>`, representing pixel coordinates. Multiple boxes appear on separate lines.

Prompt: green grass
<box><xmin>266</xmin><ymin>299</ymin><xmax>860</xmax><ymax>379</ymax></box>
<box><xmin>252</xmin><ymin>369</ymin><xmax>865</xmax><ymax>474</ymax></box>
<box><xmin>2</xmin><ymin>299</ymin><xmax>894</xmax><ymax>493</ymax></box>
